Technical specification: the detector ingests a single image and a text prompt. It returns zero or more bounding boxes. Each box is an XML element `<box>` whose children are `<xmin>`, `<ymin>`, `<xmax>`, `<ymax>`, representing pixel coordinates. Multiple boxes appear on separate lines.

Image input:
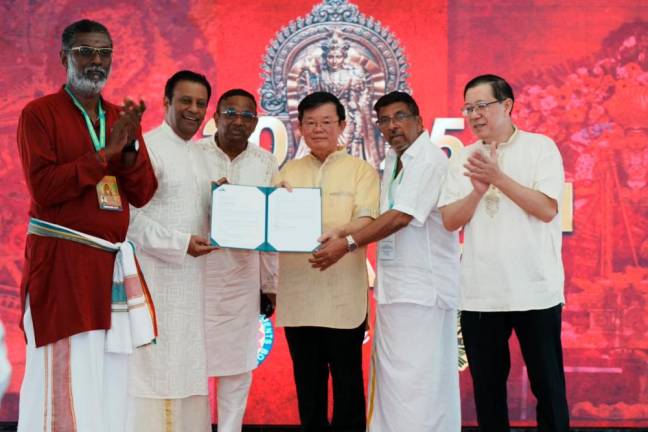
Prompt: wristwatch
<box><xmin>123</xmin><ymin>139</ymin><xmax>139</xmax><ymax>153</ymax></box>
<box><xmin>346</xmin><ymin>234</ymin><xmax>358</xmax><ymax>252</ymax></box>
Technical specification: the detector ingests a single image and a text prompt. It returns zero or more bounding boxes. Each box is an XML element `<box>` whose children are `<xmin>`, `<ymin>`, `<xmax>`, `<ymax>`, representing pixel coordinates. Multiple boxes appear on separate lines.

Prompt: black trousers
<box><xmin>461</xmin><ymin>304</ymin><xmax>570</xmax><ymax>432</ymax></box>
<box><xmin>284</xmin><ymin>322</ymin><xmax>366</xmax><ymax>432</ymax></box>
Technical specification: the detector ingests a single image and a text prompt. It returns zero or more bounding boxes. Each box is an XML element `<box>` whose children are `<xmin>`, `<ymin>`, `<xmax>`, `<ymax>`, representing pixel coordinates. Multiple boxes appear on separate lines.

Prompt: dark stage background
<box><xmin>0</xmin><ymin>0</ymin><xmax>647</xmax><ymax>428</ymax></box>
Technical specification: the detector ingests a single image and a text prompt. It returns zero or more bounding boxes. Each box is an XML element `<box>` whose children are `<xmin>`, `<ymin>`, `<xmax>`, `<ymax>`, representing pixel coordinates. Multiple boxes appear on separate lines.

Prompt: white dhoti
<box><xmin>18</xmin><ymin>298</ymin><xmax>128</xmax><ymax>432</ymax></box>
<box><xmin>367</xmin><ymin>302</ymin><xmax>460</xmax><ymax>432</ymax></box>
<box><xmin>125</xmin><ymin>395</ymin><xmax>211</xmax><ymax>432</ymax></box>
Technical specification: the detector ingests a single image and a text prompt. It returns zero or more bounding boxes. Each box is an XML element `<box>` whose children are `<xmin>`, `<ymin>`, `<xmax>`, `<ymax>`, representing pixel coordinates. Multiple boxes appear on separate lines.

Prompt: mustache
<box><xmin>83</xmin><ymin>65</ymin><xmax>108</xmax><ymax>79</ymax></box>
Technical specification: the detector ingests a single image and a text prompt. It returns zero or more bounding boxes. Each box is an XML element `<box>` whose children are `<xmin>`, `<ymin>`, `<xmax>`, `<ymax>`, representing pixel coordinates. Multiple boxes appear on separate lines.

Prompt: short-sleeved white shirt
<box><xmin>438</xmin><ymin>128</ymin><xmax>565</xmax><ymax>312</ymax></box>
<box><xmin>375</xmin><ymin>132</ymin><xmax>461</xmax><ymax>309</ymax></box>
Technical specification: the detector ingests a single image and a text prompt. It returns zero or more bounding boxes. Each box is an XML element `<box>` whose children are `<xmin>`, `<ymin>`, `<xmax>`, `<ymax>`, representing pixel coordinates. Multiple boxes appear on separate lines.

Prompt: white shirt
<box><xmin>196</xmin><ymin>135</ymin><xmax>279</xmax><ymax>376</ymax></box>
<box><xmin>127</xmin><ymin>122</ymin><xmax>209</xmax><ymax>398</ymax></box>
<box><xmin>375</xmin><ymin>132</ymin><xmax>460</xmax><ymax>309</ymax></box>
<box><xmin>438</xmin><ymin>128</ymin><xmax>565</xmax><ymax>312</ymax></box>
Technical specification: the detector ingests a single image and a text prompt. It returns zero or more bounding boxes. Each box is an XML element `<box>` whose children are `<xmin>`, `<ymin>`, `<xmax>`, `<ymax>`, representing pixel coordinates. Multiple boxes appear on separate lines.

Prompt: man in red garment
<box><xmin>16</xmin><ymin>19</ymin><xmax>157</xmax><ymax>432</ymax></box>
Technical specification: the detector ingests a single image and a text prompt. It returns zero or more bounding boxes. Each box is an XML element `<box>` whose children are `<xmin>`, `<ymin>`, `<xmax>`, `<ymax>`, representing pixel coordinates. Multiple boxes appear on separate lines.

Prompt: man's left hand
<box><xmin>317</xmin><ymin>227</ymin><xmax>343</xmax><ymax>243</ymax></box>
<box><xmin>309</xmin><ymin>237</ymin><xmax>348</xmax><ymax>271</ymax></box>
<box><xmin>464</xmin><ymin>143</ymin><xmax>503</xmax><ymax>186</ymax></box>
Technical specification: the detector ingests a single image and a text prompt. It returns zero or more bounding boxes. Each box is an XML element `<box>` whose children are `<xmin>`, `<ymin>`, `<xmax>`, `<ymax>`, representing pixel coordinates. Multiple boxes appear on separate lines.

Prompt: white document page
<box><xmin>267</xmin><ymin>188</ymin><xmax>321</xmax><ymax>252</ymax></box>
<box><xmin>211</xmin><ymin>184</ymin><xmax>266</xmax><ymax>249</ymax></box>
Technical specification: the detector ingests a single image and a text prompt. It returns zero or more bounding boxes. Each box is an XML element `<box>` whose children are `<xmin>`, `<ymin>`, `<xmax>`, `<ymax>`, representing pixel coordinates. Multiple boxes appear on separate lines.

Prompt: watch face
<box><xmin>346</xmin><ymin>235</ymin><xmax>358</xmax><ymax>252</ymax></box>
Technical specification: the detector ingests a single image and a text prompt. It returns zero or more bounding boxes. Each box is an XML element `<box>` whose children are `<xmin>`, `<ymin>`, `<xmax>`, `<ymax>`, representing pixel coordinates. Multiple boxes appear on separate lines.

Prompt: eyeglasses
<box><xmin>220</xmin><ymin>108</ymin><xmax>257</xmax><ymax>122</ymax></box>
<box><xmin>376</xmin><ymin>112</ymin><xmax>416</xmax><ymax>127</ymax></box>
<box><xmin>67</xmin><ymin>46</ymin><xmax>113</xmax><ymax>59</ymax></box>
<box><xmin>461</xmin><ymin>100</ymin><xmax>502</xmax><ymax>117</ymax></box>
<box><xmin>301</xmin><ymin>119</ymin><xmax>340</xmax><ymax>130</ymax></box>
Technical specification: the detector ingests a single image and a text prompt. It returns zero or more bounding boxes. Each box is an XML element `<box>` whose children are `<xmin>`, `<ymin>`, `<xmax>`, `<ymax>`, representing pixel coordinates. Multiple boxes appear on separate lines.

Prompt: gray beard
<box><xmin>66</xmin><ymin>56</ymin><xmax>111</xmax><ymax>97</ymax></box>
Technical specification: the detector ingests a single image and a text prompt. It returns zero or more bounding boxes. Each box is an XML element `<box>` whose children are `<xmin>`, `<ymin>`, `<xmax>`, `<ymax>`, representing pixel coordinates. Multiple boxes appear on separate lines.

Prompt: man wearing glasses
<box><xmin>125</xmin><ymin>70</ymin><xmax>214</xmax><ymax>431</ymax></box>
<box><xmin>439</xmin><ymin>74</ymin><xmax>569</xmax><ymax>431</ymax></box>
<box><xmin>313</xmin><ymin>91</ymin><xmax>461</xmax><ymax>431</ymax></box>
<box><xmin>197</xmin><ymin>89</ymin><xmax>279</xmax><ymax>432</ymax></box>
<box><xmin>275</xmin><ymin>92</ymin><xmax>379</xmax><ymax>432</ymax></box>
<box><xmin>16</xmin><ymin>19</ymin><xmax>157</xmax><ymax>431</ymax></box>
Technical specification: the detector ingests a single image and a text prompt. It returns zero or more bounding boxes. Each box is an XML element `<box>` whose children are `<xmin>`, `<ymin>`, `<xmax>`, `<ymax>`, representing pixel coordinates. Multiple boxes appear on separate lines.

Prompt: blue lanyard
<box><xmin>65</xmin><ymin>85</ymin><xmax>106</xmax><ymax>152</ymax></box>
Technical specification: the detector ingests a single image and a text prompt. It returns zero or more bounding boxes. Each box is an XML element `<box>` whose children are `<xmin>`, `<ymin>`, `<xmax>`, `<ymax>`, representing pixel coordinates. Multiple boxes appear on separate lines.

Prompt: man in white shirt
<box><xmin>196</xmin><ymin>89</ymin><xmax>278</xmax><ymax>432</ymax></box>
<box><xmin>312</xmin><ymin>91</ymin><xmax>461</xmax><ymax>431</ymax></box>
<box><xmin>439</xmin><ymin>74</ymin><xmax>569</xmax><ymax>431</ymax></box>
<box><xmin>126</xmin><ymin>70</ymin><xmax>214</xmax><ymax>431</ymax></box>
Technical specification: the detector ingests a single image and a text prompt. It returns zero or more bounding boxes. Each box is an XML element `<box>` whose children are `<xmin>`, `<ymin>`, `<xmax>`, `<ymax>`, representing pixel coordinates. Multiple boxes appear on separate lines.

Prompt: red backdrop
<box><xmin>0</xmin><ymin>0</ymin><xmax>647</xmax><ymax>427</ymax></box>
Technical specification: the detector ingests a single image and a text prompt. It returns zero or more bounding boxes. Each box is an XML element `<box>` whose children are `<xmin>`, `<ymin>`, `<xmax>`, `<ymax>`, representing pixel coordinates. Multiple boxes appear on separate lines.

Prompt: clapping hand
<box><xmin>464</xmin><ymin>142</ymin><xmax>501</xmax><ymax>194</ymax></box>
<box><xmin>106</xmin><ymin>98</ymin><xmax>146</xmax><ymax>159</ymax></box>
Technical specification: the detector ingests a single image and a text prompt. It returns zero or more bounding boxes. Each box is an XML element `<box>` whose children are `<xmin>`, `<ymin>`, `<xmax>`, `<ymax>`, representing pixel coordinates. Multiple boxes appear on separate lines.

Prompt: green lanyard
<box><xmin>387</xmin><ymin>158</ymin><xmax>404</xmax><ymax>210</ymax></box>
<box><xmin>65</xmin><ymin>85</ymin><xmax>106</xmax><ymax>152</ymax></box>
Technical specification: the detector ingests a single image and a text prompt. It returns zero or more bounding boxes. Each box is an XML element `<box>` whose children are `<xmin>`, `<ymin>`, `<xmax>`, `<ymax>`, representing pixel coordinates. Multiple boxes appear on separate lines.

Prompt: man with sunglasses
<box><xmin>196</xmin><ymin>89</ymin><xmax>279</xmax><ymax>432</ymax></box>
<box><xmin>16</xmin><ymin>19</ymin><xmax>157</xmax><ymax>432</ymax></box>
<box><xmin>125</xmin><ymin>70</ymin><xmax>214</xmax><ymax>431</ymax></box>
<box><xmin>312</xmin><ymin>91</ymin><xmax>461</xmax><ymax>431</ymax></box>
<box><xmin>439</xmin><ymin>74</ymin><xmax>569</xmax><ymax>431</ymax></box>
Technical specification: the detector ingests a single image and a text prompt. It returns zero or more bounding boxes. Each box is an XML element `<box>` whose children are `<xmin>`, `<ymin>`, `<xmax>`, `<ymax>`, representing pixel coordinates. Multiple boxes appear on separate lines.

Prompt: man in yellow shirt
<box><xmin>274</xmin><ymin>91</ymin><xmax>379</xmax><ymax>432</ymax></box>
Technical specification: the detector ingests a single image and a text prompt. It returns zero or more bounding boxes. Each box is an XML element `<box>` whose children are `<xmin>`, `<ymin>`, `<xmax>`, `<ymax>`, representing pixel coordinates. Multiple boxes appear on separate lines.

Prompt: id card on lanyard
<box><xmin>379</xmin><ymin>160</ymin><xmax>403</xmax><ymax>261</ymax></box>
<box><xmin>65</xmin><ymin>85</ymin><xmax>123</xmax><ymax>211</ymax></box>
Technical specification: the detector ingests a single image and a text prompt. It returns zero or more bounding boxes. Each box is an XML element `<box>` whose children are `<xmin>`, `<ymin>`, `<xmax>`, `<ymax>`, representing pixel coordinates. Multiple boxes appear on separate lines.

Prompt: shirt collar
<box><xmin>479</xmin><ymin>125</ymin><xmax>518</xmax><ymax>149</ymax></box>
<box><xmin>211</xmin><ymin>134</ymin><xmax>251</xmax><ymax>162</ymax></box>
<box><xmin>60</xmin><ymin>85</ymin><xmax>105</xmax><ymax>117</ymax></box>
<box><xmin>161</xmin><ymin>121</ymin><xmax>193</xmax><ymax>145</ymax></box>
<box><xmin>387</xmin><ymin>131</ymin><xmax>430</xmax><ymax>168</ymax></box>
<box><xmin>306</xmin><ymin>147</ymin><xmax>347</xmax><ymax>166</ymax></box>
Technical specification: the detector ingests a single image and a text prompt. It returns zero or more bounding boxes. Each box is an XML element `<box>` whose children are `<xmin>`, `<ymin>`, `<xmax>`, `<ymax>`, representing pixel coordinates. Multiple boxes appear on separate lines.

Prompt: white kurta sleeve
<box><xmin>533</xmin><ymin>137</ymin><xmax>564</xmax><ymax>202</ymax></box>
<box><xmin>259</xmin><ymin>252</ymin><xmax>279</xmax><ymax>294</ymax></box>
<box><xmin>128</xmin><ymin>206</ymin><xmax>192</xmax><ymax>266</ymax></box>
<box><xmin>438</xmin><ymin>147</ymin><xmax>473</xmax><ymax>208</ymax></box>
<box><xmin>128</xmin><ymin>131</ymin><xmax>193</xmax><ymax>266</ymax></box>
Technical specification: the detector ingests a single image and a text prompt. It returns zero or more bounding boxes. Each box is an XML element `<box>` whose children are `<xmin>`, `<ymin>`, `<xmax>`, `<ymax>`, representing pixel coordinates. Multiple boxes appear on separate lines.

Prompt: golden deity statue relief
<box><xmin>288</xmin><ymin>30</ymin><xmax>384</xmax><ymax>167</ymax></box>
<box><xmin>260</xmin><ymin>0</ymin><xmax>411</xmax><ymax>169</ymax></box>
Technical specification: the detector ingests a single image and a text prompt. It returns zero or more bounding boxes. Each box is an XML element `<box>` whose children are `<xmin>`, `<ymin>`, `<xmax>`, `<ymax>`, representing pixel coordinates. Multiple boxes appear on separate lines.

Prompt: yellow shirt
<box><xmin>275</xmin><ymin>149</ymin><xmax>380</xmax><ymax>328</ymax></box>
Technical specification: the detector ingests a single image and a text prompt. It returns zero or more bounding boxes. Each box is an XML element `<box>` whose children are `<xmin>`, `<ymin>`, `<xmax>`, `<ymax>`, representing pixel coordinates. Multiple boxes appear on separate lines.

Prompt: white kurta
<box><xmin>438</xmin><ymin>128</ymin><xmax>565</xmax><ymax>311</ymax></box>
<box><xmin>196</xmin><ymin>136</ymin><xmax>278</xmax><ymax>376</ymax></box>
<box><xmin>126</xmin><ymin>122</ymin><xmax>210</xmax><ymax>398</ymax></box>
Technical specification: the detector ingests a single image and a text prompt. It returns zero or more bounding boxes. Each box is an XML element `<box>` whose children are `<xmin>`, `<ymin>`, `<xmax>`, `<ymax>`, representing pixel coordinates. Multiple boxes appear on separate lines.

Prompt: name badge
<box><xmin>97</xmin><ymin>175</ymin><xmax>123</xmax><ymax>211</ymax></box>
<box><xmin>378</xmin><ymin>235</ymin><xmax>396</xmax><ymax>261</ymax></box>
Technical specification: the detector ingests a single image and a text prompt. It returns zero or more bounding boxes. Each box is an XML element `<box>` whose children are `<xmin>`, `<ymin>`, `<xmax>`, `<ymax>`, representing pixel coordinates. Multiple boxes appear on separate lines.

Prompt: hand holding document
<box><xmin>210</xmin><ymin>184</ymin><xmax>322</xmax><ymax>252</ymax></box>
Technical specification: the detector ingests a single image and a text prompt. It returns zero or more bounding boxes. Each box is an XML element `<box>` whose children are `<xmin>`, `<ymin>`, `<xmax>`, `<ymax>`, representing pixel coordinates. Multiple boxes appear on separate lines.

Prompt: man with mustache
<box><xmin>312</xmin><ymin>91</ymin><xmax>461</xmax><ymax>431</ymax></box>
<box><xmin>16</xmin><ymin>19</ymin><xmax>157</xmax><ymax>432</ymax></box>
<box><xmin>125</xmin><ymin>70</ymin><xmax>215</xmax><ymax>431</ymax></box>
<box><xmin>196</xmin><ymin>89</ymin><xmax>279</xmax><ymax>432</ymax></box>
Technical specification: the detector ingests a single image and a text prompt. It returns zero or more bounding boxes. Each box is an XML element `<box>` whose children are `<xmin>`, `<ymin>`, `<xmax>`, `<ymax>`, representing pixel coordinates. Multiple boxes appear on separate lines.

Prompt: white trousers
<box><xmin>125</xmin><ymin>395</ymin><xmax>211</xmax><ymax>432</ymax></box>
<box><xmin>367</xmin><ymin>302</ymin><xmax>460</xmax><ymax>432</ymax></box>
<box><xmin>18</xmin><ymin>297</ymin><xmax>128</xmax><ymax>432</ymax></box>
<box><xmin>213</xmin><ymin>371</ymin><xmax>252</xmax><ymax>432</ymax></box>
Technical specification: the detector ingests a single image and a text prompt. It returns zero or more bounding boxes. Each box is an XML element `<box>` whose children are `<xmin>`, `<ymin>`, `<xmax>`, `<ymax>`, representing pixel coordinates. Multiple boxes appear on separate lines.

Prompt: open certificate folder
<box><xmin>210</xmin><ymin>184</ymin><xmax>322</xmax><ymax>252</ymax></box>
